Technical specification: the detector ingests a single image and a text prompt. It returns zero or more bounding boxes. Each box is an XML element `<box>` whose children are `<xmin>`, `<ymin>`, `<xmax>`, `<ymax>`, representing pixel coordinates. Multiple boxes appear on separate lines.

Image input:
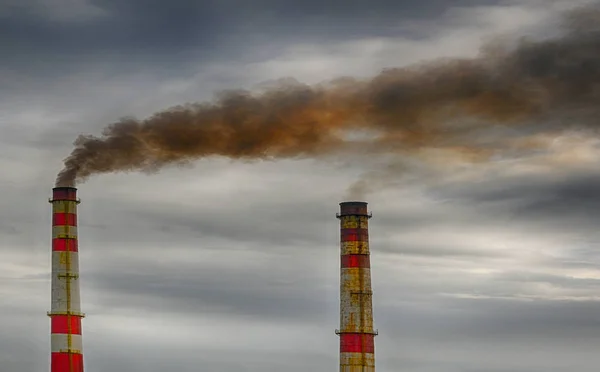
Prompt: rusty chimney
<box><xmin>336</xmin><ymin>201</ymin><xmax>377</xmax><ymax>372</ymax></box>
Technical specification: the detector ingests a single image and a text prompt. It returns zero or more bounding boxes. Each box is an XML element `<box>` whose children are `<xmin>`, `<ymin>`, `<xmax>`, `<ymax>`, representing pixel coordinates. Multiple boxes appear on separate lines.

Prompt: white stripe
<box><xmin>51</xmin><ymin>201</ymin><xmax>77</xmax><ymax>213</ymax></box>
<box><xmin>52</xmin><ymin>251</ymin><xmax>80</xmax><ymax>274</ymax></box>
<box><xmin>340</xmin><ymin>217</ymin><xmax>369</xmax><ymax>229</ymax></box>
<box><xmin>340</xmin><ymin>268</ymin><xmax>372</xmax><ymax>291</ymax></box>
<box><xmin>51</xmin><ymin>273</ymin><xmax>81</xmax><ymax>313</ymax></box>
<box><xmin>52</xmin><ymin>226</ymin><xmax>78</xmax><ymax>239</ymax></box>
<box><xmin>340</xmin><ymin>352</ymin><xmax>375</xmax><ymax>372</ymax></box>
<box><xmin>340</xmin><ymin>268</ymin><xmax>374</xmax><ymax>332</ymax></box>
<box><xmin>340</xmin><ymin>352</ymin><xmax>375</xmax><ymax>362</ymax></box>
<box><xmin>51</xmin><ymin>333</ymin><xmax>83</xmax><ymax>353</ymax></box>
<box><xmin>339</xmin><ymin>307</ymin><xmax>375</xmax><ymax>332</ymax></box>
<box><xmin>341</xmin><ymin>241</ymin><xmax>370</xmax><ymax>255</ymax></box>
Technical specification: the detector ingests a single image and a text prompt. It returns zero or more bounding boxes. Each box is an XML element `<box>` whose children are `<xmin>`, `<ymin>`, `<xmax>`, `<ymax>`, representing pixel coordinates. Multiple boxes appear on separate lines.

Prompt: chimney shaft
<box><xmin>49</xmin><ymin>187</ymin><xmax>85</xmax><ymax>372</ymax></box>
<box><xmin>336</xmin><ymin>201</ymin><xmax>376</xmax><ymax>372</ymax></box>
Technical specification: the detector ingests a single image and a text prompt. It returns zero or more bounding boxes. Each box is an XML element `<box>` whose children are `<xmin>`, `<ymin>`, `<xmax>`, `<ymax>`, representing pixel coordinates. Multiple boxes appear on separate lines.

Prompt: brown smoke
<box><xmin>56</xmin><ymin>4</ymin><xmax>600</xmax><ymax>188</ymax></box>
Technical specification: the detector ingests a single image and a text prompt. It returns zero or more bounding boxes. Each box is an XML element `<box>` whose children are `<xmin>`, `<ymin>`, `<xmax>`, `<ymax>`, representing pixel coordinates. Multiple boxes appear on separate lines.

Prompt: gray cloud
<box><xmin>85</xmin><ymin>258</ymin><xmax>335</xmax><ymax>321</ymax></box>
<box><xmin>429</xmin><ymin>168</ymin><xmax>600</xmax><ymax>232</ymax></box>
<box><xmin>0</xmin><ymin>0</ymin><xmax>512</xmax><ymax>80</ymax></box>
<box><xmin>376</xmin><ymin>296</ymin><xmax>600</xmax><ymax>371</ymax></box>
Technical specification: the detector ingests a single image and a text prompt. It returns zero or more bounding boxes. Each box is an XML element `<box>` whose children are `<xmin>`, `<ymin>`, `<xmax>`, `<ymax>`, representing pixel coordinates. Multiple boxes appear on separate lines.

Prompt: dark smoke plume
<box><xmin>56</xmin><ymin>4</ymin><xmax>600</xmax><ymax>188</ymax></box>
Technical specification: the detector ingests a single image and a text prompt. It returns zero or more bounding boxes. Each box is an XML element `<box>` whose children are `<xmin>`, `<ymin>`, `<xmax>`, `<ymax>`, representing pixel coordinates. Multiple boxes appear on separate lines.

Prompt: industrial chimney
<box><xmin>336</xmin><ymin>201</ymin><xmax>377</xmax><ymax>372</ymax></box>
<box><xmin>48</xmin><ymin>187</ymin><xmax>85</xmax><ymax>372</ymax></box>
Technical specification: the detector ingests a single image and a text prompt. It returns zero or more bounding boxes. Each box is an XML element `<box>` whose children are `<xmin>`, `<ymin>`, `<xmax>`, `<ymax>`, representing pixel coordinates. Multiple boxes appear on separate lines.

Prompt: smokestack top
<box><xmin>338</xmin><ymin>201</ymin><xmax>371</xmax><ymax>218</ymax></box>
<box><xmin>51</xmin><ymin>187</ymin><xmax>78</xmax><ymax>203</ymax></box>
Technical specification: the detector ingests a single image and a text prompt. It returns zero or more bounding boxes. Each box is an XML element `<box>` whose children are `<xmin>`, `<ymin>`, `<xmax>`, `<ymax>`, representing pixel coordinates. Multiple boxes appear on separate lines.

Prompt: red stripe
<box><xmin>53</xmin><ymin>213</ymin><xmax>77</xmax><ymax>226</ymax></box>
<box><xmin>341</xmin><ymin>228</ymin><xmax>369</xmax><ymax>242</ymax></box>
<box><xmin>52</xmin><ymin>239</ymin><xmax>78</xmax><ymax>252</ymax></box>
<box><xmin>341</xmin><ymin>254</ymin><xmax>370</xmax><ymax>268</ymax></box>
<box><xmin>51</xmin><ymin>352</ymin><xmax>84</xmax><ymax>372</ymax></box>
<box><xmin>340</xmin><ymin>333</ymin><xmax>375</xmax><ymax>353</ymax></box>
<box><xmin>51</xmin><ymin>315</ymin><xmax>82</xmax><ymax>334</ymax></box>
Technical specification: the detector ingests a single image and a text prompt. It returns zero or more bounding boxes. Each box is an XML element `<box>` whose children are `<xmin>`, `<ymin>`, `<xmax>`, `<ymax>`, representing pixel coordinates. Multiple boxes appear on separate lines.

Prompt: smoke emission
<box><xmin>56</xmin><ymin>4</ymin><xmax>600</xmax><ymax>189</ymax></box>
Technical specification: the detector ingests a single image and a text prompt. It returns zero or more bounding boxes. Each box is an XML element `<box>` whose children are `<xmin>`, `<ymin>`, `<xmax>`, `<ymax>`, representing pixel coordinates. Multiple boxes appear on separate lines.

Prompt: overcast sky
<box><xmin>2</xmin><ymin>1</ymin><xmax>600</xmax><ymax>371</ymax></box>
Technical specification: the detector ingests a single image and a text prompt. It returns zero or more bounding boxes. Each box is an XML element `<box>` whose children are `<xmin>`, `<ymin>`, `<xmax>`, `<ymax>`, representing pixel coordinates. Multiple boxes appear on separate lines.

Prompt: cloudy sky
<box><xmin>3</xmin><ymin>0</ymin><xmax>600</xmax><ymax>371</ymax></box>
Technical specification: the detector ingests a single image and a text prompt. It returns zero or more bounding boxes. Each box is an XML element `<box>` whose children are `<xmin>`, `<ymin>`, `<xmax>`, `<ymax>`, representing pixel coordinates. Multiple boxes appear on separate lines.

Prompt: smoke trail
<box><xmin>56</xmin><ymin>4</ymin><xmax>600</xmax><ymax>188</ymax></box>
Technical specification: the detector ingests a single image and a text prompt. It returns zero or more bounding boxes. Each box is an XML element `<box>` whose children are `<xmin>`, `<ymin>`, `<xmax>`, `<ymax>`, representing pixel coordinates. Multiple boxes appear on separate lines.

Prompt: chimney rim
<box><xmin>339</xmin><ymin>201</ymin><xmax>368</xmax><ymax>206</ymax></box>
<box><xmin>52</xmin><ymin>186</ymin><xmax>78</xmax><ymax>191</ymax></box>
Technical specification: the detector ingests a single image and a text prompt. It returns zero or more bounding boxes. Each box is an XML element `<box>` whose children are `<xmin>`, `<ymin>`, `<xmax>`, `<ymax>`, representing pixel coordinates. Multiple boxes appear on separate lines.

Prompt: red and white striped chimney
<box><xmin>336</xmin><ymin>201</ymin><xmax>377</xmax><ymax>372</ymax></box>
<box><xmin>48</xmin><ymin>187</ymin><xmax>85</xmax><ymax>372</ymax></box>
